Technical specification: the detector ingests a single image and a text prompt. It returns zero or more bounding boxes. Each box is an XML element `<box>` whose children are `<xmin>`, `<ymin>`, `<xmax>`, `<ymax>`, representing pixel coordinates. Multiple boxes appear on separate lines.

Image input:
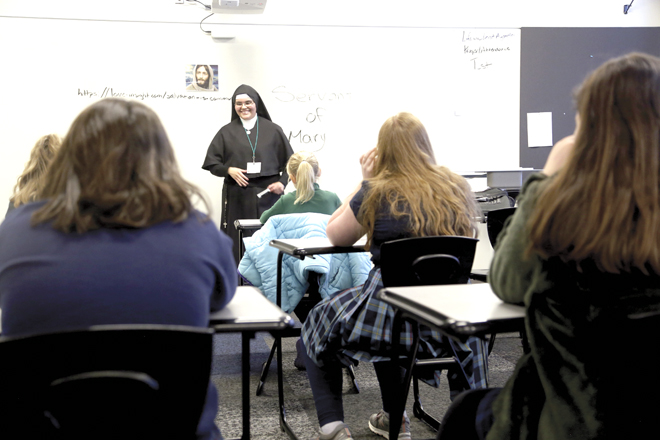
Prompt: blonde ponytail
<box><xmin>287</xmin><ymin>151</ymin><xmax>320</xmax><ymax>204</ymax></box>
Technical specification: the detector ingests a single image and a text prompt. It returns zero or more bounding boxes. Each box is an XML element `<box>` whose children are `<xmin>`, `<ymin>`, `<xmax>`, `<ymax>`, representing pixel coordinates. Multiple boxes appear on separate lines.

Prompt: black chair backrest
<box><xmin>486</xmin><ymin>207</ymin><xmax>516</xmax><ymax>247</ymax></box>
<box><xmin>380</xmin><ymin>236</ymin><xmax>478</xmax><ymax>287</ymax></box>
<box><xmin>528</xmin><ymin>289</ymin><xmax>660</xmax><ymax>436</ymax></box>
<box><xmin>0</xmin><ymin>324</ymin><xmax>214</xmax><ymax>440</ymax></box>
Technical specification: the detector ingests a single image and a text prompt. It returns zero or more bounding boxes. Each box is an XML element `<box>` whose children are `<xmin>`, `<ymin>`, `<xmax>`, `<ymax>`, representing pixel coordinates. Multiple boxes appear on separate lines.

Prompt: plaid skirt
<box><xmin>301</xmin><ymin>267</ymin><xmax>488</xmax><ymax>392</ymax></box>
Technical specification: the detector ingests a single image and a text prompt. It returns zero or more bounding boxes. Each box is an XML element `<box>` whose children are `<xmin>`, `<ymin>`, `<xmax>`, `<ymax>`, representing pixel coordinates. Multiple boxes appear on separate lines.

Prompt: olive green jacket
<box><xmin>487</xmin><ymin>173</ymin><xmax>660</xmax><ymax>440</ymax></box>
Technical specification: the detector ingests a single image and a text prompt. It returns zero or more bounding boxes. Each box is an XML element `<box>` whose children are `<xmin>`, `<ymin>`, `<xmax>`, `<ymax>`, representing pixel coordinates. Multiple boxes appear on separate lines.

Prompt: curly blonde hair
<box><xmin>10</xmin><ymin>134</ymin><xmax>61</xmax><ymax>209</ymax></box>
<box><xmin>358</xmin><ymin>113</ymin><xmax>479</xmax><ymax>250</ymax></box>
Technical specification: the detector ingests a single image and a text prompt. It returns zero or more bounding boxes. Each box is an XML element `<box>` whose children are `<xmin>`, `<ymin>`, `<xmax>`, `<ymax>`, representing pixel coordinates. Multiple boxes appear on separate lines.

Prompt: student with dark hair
<box><xmin>0</xmin><ymin>98</ymin><xmax>236</xmax><ymax>440</ymax></box>
<box><xmin>436</xmin><ymin>52</ymin><xmax>660</xmax><ymax>440</ymax></box>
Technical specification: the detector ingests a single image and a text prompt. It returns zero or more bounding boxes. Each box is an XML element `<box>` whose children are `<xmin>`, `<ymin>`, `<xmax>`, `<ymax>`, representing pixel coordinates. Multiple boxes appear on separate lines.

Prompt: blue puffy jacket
<box><xmin>238</xmin><ymin>213</ymin><xmax>372</xmax><ymax>313</ymax></box>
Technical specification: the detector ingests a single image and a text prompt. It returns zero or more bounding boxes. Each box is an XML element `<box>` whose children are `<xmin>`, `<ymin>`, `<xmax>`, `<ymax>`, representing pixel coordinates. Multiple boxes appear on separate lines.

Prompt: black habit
<box><xmin>202</xmin><ymin>85</ymin><xmax>293</xmax><ymax>265</ymax></box>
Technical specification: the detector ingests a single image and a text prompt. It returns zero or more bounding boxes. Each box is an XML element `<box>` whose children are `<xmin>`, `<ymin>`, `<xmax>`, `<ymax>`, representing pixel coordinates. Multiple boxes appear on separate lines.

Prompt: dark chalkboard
<box><xmin>520</xmin><ymin>27</ymin><xmax>660</xmax><ymax>169</ymax></box>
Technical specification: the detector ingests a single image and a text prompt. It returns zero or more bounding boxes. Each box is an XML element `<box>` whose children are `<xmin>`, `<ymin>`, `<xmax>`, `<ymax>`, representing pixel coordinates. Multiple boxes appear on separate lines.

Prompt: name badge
<box><xmin>247</xmin><ymin>162</ymin><xmax>262</xmax><ymax>174</ymax></box>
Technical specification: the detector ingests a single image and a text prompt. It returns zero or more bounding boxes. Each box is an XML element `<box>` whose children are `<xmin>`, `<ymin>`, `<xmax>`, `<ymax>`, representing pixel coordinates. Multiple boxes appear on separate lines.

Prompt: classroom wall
<box><xmin>1</xmin><ymin>0</ymin><xmax>658</xmax><ymax>226</ymax></box>
<box><xmin>2</xmin><ymin>0</ymin><xmax>659</xmax><ymax>27</ymax></box>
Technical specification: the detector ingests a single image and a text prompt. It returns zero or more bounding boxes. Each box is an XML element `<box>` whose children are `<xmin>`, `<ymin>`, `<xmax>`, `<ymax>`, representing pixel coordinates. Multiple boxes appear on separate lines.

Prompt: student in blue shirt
<box><xmin>0</xmin><ymin>98</ymin><xmax>237</xmax><ymax>440</ymax></box>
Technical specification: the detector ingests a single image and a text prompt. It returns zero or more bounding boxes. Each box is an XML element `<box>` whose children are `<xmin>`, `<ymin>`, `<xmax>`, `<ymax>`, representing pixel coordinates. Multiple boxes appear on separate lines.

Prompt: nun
<box><xmin>202</xmin><ymin>84</ymin><xmax>293</xmax><ymax>264</ymax></box>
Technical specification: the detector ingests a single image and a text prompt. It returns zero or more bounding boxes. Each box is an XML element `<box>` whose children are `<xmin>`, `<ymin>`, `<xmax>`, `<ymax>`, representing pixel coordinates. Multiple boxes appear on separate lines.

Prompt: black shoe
<box><xmin>294</xmin><ymin>338</ymin><xmax>306</xmax><ymax>371</ymax></box>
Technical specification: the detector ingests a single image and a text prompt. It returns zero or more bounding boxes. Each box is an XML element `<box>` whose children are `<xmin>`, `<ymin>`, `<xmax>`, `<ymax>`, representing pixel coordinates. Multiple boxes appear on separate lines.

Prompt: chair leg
<box><xmin>412</xmin><ymin>372</ymin><xmax>441</xmax><ymax>431</ymax></box>
<box><xmin>487</xmin><ymin>333</ymin><xmax>497</xmax><ymax>355</ymax></box>
<box><xmin>346</xmin><ymin>364</ymin><xmax>360</xmax><ymax>394</ymax></box>
<box><xmin>410</xmin><ymin>339</ymin><xmax>475</xmax><ymax>431</ymax></box>
<box><xmin>520</xmin><ymin>329</ymin><xmax>531</xmax><ymax>354</ymax></box>
<box><xmin>256</xmin><ymin>341</ymin><xmax>277</xmax><ymax>396</ymax></box>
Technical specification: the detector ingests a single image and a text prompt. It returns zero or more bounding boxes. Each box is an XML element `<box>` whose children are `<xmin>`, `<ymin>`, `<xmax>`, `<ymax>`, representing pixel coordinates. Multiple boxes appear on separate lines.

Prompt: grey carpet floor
<box><xmin>211</xmin><ymin>330</ymin><xmax>525</xmax><ymax>440</ymax></box>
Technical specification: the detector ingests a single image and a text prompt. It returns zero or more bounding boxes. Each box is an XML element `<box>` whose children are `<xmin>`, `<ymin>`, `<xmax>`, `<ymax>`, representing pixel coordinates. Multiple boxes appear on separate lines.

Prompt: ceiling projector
<box><xmin>211</xmin><ymin>0</ymin><xmax>267</xmax><ymax>14</ymax></box>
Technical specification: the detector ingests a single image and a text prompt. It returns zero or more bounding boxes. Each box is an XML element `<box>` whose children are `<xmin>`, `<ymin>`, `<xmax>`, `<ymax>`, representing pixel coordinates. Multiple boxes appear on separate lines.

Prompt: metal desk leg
<box><xmin>226</xmin><ymin>330</ymin><xmax>256</xmax><ymax>440</ymax></box>
<box><xmin>241</xmin><ymin>331</ymin><xmax>253</xmax><ymax>440</ymax></box>
<box><xmin>275</xmin><ymin>251</ymin><xmax>300</xmax><ymax>440</ymax></box>
<box><xmin>389</xmin><ymin>313</ymin><xmax>420</xmax><ymax>440</ymax></box>
<box><xmin>256</xmin><ymin>340</ymin><xmax>276</xmax><ymax>396</ymax></box>
<box><xmin>238</xmin><ymin>230</ymin><xmax>245</xmax><ymax>285</ymax></box>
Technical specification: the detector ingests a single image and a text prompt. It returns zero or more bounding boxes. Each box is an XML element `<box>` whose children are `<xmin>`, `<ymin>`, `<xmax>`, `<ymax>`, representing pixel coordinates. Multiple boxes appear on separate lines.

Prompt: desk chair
<box><xmin>527</xmin><ymin>288</ymin><xmax>660</xmax><ymax>437</ymax></box>
<box><xmin>0</xmin><ymin>324</ymin><xmax>214</xmax><ymax>440</ymax></box>
<box><xmin>470</xmin><ymin>207</ymin><xmax>517</xmax><ymax>283</ymax></box>
<box><xmin>256</xmin><ymin>271</ymin><xmax>360</xmax><ymax>396</ymax></box>
<box><xmin>234</xmin><ymin>219</ymin><xmax>264</xmax><ymax>285</ymax></box>
<box><xmin>474</xmin><ymin>188</ymin><xmax>515</xmax><ymax>223</ymax></box>
<box><xmin>469</xmin><ymin>207</ymin><xmax>526</xmax><ymax>354</ymax></box>
<box><xmin>380</xmin><ymin>235</ymin><xmax>479</xmax><ymax>433</ymax></box>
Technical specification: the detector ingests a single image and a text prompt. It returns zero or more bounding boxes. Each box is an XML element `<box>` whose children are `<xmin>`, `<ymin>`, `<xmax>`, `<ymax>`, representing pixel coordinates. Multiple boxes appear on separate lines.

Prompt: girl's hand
<box><xmin>359</xmin><ymin>148</ymin><xmax>377</xmax><ymax>179</ymax></box>
<box><xmin>543</xmin><ymin>135</ymin><xmax>576</xmax><ymax>176</ymax></box>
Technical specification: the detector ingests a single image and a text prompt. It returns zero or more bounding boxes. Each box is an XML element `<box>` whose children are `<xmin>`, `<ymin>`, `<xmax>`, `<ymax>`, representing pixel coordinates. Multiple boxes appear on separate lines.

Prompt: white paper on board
<box><xmin>527</xmin><ymin>112</ymin><xmax>553</xmax><ymax>148</ymax></box>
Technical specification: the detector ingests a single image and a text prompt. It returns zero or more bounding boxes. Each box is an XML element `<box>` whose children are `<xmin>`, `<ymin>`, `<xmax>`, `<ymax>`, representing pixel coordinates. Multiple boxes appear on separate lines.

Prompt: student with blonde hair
<box><xmin>257</xmin><ymin>150</ymin><xmax>342</xmax><ymax>370</ymax></box>
<box><xmin>260</xmin><ymin>150</ymin><xmax>341</xmax><ymax>223</ymax></box>
<box><xmin>6</xmin><ymin>134</ymin><xmax>61</xmax><ymax>215</ymax></box>
<box><xmin>298</xmin><ymin>112</ymin><xmax>485</xmax><ymax>440</ymax></box>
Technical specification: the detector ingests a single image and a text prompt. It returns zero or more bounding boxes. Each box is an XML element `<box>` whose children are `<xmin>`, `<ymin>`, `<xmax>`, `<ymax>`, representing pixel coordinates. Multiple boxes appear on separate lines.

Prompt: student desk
<box><xmin>267</xmin><ymin>237</ymin><xmax>368</xmax><ymax>440</ymax></box>
<box><xmin>209</xmin><ymin>286</ymin><xmax>295</xmax><ymax>440</ymax></box>
<box><xmin>376</xmin><ymin>283</ymin><xmax>525</xmax><ymax>440</ymax></box>
<box><xmin>234</xmin><ymin>219</ymin><xmax>263</xmax><ymax>261</ymax></box>
<box><xmin>234</xmin><ymin>218</ymin><xmax>263</xmax><ymax>263</ymax></box>
<box><xmin>234</xmin><ymin>219</ymin><xmax>264</xmax><ymax>286</ymax></box>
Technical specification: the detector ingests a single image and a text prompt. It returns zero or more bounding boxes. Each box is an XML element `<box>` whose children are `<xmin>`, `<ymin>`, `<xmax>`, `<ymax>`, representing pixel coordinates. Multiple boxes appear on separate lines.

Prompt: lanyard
<box><xmin>244</xmin><ymin>118</ymin><xmax>259</xmax><ymax>162</ymax></box>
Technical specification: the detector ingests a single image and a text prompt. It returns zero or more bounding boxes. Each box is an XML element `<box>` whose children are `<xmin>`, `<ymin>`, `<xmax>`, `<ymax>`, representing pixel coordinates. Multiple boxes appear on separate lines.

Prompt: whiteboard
<box><xmin>0</xmin><ymin>18</ymin><xmax>520</xmax><ymax>226</ymax></box>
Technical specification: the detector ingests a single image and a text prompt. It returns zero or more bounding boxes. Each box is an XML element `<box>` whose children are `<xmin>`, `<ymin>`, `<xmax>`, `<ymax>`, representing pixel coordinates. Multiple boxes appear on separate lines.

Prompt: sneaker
<box><xmin>294</xmin><ymin>338</ymin><xmax>306</xmax><ymax>371</ymax></box>
<box><xmin>312</xmin><ymin>422</ymin><xmax>353</xmax><ymax>440</ymax></box>
<box><xmin>368</xmin><ymin>410</ymin><xmax>411</xmax><ymax>440</ymax></box>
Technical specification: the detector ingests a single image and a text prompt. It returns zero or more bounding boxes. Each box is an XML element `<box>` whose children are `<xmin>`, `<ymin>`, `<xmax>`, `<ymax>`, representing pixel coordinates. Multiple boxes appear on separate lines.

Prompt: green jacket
<box><xmin>488</xmin><ymin>173</ymin><xmax>660</xmax><ymax>440</ymax></box>
<box><xmin>260</xmin><ymin>183</ymin><xmax>341</xmax><ymax>224</ymax></box>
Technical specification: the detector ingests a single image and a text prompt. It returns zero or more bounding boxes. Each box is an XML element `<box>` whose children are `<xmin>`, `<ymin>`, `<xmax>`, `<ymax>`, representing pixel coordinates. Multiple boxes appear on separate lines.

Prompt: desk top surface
<box><xmin>269</xmin><ymin>237</ymin><xmax>367</xmax><ymax>256</ymax></box>
<box><xmin>209</xmin><ymin>286</ymin><xmax>294</xmax><ymax>332</ymax></box>
<box><xmin>378</xmin><ymin>283</ymin><xmax>525</xmax><ymax>338</ymax></box>
<box><xmin>234</xmin><ymin>219</ymin><xmax>264</xmax><ymax>230</ymax></box>
<box><xmin>0</xmin><ymin>287</ymin><xmax>290</xmax><ymax>334</ymax></box>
